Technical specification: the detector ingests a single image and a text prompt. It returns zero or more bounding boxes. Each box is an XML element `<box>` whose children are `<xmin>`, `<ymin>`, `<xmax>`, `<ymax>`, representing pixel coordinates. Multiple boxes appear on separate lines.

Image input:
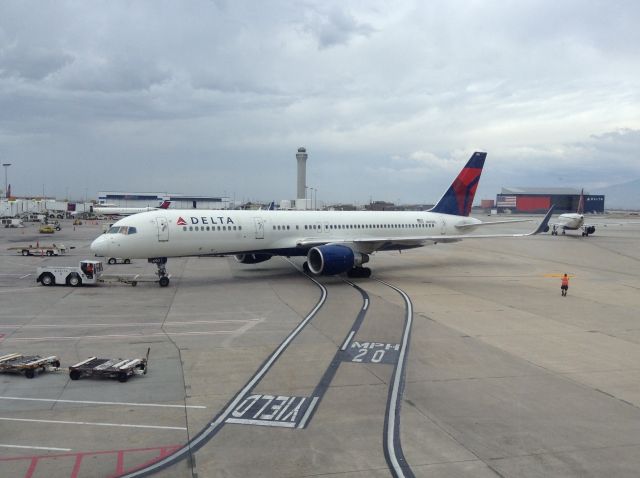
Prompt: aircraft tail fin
<box><xmin>158</xmin><ymin>200</ymin><xmax>171</xmax><ymax>209</ymax></box>
<box><xmin>267</xmin><ymin>201</ymin><xmax>276</xmax><ymax>211</ymax></box>
<box><xmin>577</xmin><ymin>189</ymin><xmax>584</xmax><ymax>214</ymax></box>
<box><xmin>429</xmin><ymin>152</ymin><xmax>486</xmax><ymax>216</ymax></box>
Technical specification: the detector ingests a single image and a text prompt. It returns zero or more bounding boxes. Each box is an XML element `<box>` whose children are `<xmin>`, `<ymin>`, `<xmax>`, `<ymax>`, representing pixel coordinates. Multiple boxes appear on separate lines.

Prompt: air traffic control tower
<box><xmin>296</xmin><ymin>147</ymin><xmax>307</xmax><ymax>201</ymax></box>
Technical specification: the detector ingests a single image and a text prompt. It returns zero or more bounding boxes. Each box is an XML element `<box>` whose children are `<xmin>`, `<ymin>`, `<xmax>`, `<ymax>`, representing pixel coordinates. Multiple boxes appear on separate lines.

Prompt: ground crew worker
<box><xmin>561</xmin><ymin>273</ymin><xmax>569</xmax><ymax>297</ymax></box>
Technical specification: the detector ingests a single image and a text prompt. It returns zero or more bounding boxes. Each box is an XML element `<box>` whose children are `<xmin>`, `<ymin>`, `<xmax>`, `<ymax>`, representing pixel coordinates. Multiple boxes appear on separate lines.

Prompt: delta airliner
<box><xmin>90</xmin><ymin>152</ymin><xmax>553</xmax><ymax>286</ymax></box>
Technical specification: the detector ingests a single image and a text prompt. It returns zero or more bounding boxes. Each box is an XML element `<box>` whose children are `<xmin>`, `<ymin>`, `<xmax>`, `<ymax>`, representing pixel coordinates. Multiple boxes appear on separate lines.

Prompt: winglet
<box><xmin>531</xmin><ymin>206</ymin><xmax>554</xmax><ymax>235</ymax></box>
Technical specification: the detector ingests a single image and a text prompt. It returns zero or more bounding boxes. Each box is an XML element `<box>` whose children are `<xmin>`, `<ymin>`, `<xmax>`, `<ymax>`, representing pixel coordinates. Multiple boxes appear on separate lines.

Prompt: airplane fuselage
<box><xmin>90</xmin><ymin>209</ymin><xmax>483</xmax><ymax>259</ymax></box>
<box><xmin>555</xmin><ymin>213</ymin><xmax>584</xmax><ymax>230</ymax></box>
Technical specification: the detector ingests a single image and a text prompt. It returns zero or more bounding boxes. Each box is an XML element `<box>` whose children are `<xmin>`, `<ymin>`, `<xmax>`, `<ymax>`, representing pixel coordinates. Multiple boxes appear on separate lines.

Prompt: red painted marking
<box><xmin>0</xmin><ymin>444</ymin><xmax>182</xmax><ymax>478</ymax></box>
<box><xmin>23</xmin><ymin>457</ymin><xmax>39</xmax><ymax>478</ymax></box>
<box><xmin>70</xmin><ymin>453</ymin><xmax>84</xmax><ymax>478</ymax></box>
<box><xmin>116</xmin><ymin>450</ymin><xmax>125</xmax><ymax>475</ymax></box>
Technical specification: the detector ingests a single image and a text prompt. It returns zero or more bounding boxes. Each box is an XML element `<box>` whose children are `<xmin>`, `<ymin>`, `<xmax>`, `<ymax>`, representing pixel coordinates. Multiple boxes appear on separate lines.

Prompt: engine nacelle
<box><xmin>307</xmin><ymin>245</ymin><xmax>368</xmax><ymax>275</ymax></box>
<box><xmin>586</xmin><ymin>226</ymin><xmax>596</xmax><ymax>235</ymax></box>
<box><xmin>235</xmin><ymin>253</ymin><xmax>272</xmax><ymax>264</ymax></box>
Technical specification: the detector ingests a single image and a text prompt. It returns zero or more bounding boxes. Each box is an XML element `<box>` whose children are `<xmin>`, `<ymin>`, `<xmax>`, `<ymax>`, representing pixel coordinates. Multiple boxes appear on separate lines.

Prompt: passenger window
<box><xmin>189</xmin><ymin>226</ymin><xmax>193</xmax><ymax>231</ymax></box>
<box><xmin>183</xmin><ymin>226</ymin><xmax>187</xmax><ymax>231</ymax></box>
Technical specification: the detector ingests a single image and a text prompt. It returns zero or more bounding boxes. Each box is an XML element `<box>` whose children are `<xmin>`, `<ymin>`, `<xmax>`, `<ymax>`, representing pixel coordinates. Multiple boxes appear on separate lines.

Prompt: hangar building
<box><xmin>496</xmin><ymin>188</ymin><xmax>605</xmax><ymax>214</ymax></box>
<box><xmin>97</xmin><ymin>192</ymin><xmax>230</xmax><ymax>210</ymax></box>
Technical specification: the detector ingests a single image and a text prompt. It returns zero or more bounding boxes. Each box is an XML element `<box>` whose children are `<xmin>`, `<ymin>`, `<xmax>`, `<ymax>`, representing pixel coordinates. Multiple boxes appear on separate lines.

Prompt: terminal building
<box><xmin>496</xmin><ymin>187</ymin><xmax>605</xmax><ymax>214</ymax></box>
<box><xmin>97</xmin><ymin>192</ymin><xmax>230</xmax><ymax>210</ymax></box>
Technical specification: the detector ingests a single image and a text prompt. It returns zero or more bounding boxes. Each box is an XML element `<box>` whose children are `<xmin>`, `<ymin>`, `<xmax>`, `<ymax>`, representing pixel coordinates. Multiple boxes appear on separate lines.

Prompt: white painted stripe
<box><xmin>0</xmin><ymin>396</ymin><xmax>206</xmax><ymax>409</ymax></box>
<box><xmin>341</xmin><ymin>330</ymin><xmax>355</xmax><ymax>351</ymax></box>
<box><xmin>0</xmin><ymin>319</ymin><xmax>260</xmax><ymax>329</ymax></box>
<box><xmin>297</xmin><ymin>396</ymin><xmax>319</xmax><ymax>429</ymax></box>
<box><xmin>225</xmin><ymin>418</ymin><xmax>296</xmax><ymax>428</ymax></box>
<box><xmin>120</xmin><ymin>274</ymin><xmax>328</xmax><ymax>477</ymax></box>
<box><xmin>8</xmin><ymin>330</ymin><xmax>236</xmax><ymax>342</ymax></box>
<box><xmin>0</xmin><ymin>417</ymin><xmax>186</xmax><ymax>431</ymax></box>
<box><xmin>363</xmin><ymin>298</ymin><xmax>369</xmax><ymax>310</ymax></box>
<box><xmin>378</xmin><ymin>279</ymin><xmax>413</xmax><ymax>478</ymax></box>
<box><xmin>0</xmin><ymin>443</ymin><xmax>71</xmax><ymax>452</ymax></box>
<box><xmin>19</xmin><ymin>274</ymin><xmax>31</xmax><ymax>279</ymax></box>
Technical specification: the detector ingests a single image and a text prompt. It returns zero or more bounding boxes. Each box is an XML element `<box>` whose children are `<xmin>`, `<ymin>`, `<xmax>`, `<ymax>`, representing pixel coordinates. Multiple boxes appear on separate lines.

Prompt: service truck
<box><xmin>1</xmin><ymin>218</ymin><xmax>24</xmax><ymax>228</ymax></box>
<box><xmin>36</xmin><ymin>260</ymin><xmax>103</xmax><ymax>287</ymax></box>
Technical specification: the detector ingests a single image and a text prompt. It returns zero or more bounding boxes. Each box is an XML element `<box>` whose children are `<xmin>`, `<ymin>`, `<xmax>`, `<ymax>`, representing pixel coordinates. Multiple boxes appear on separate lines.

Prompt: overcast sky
<box><xmin>1</xmin><ymin>0</ymin><xmax>639</xmax><ymax>205</ymax></box>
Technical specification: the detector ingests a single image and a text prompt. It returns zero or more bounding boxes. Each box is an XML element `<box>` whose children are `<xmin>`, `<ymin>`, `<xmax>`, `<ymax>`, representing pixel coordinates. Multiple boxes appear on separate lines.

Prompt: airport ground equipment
<box><xmin>68</xmin><ymin>348</ymin><xmax>149</xmax><ymax>382</ymax></box>
<box><xmin>1</xmin><ymin>217</ymin><xmax>24</xmax><ymax>228</ymax></box>
<box><xmin>107</xmin><ymin>257</ymin><xmax>131</xmax><ymax>264</ymax></box>
<box><xmin>0</xmin><ymin>353</ymin><xmax>61</xmax><ymax>379</ymax></box>
<box><xmin>9</xmin><ymin>244</ymin><xmax>68</xmax><ymax>256</ymax></box>
<box><xmin>97</xmin><ymin>272</ymin><xmax>170</xmax><ymax>287</ymax></box>
<box><xmin>36</xmin><ymin>260</ymin><xmax>103</xmax><ymax>286</ymax></box>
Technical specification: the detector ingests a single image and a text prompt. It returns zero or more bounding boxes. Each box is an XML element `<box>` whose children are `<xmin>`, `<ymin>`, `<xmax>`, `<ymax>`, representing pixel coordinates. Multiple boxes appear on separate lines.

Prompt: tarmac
<box><xmin>1</xmin><ymin>215</ymin><xmax>639</xmax><ymax>478</ymax></box>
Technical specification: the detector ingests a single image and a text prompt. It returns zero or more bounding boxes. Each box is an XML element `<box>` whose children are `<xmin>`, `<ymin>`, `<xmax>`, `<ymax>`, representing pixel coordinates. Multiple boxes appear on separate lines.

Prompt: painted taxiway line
<box><xmin>7</xmin><ymin>330</ymin><xmax>237</xmax><ymax>341</ymax></box>
<box><xmin>0</xmin><ymin>396</ymin><xmax>206</xmax><ymax>409</ymax></box>
<box><xmin>0</xmin><ymin>417</ymin><xmax>187</xmax><ymax>431</ymax></box>
<box><xmin>0</xmin><ymin>443</ymin><xmax>72</xmax><ymax>452</ymax></box>
<box><xmin>0</xmin><ymin>319</ymin><xmax>260</xmax><ymax>329</ymax></box>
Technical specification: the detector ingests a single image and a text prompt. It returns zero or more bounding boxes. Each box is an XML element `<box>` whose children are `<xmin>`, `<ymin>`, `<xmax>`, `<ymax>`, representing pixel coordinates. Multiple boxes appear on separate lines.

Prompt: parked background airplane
<box><xmin>92</xmin><ymin>200</ymin><xmax>171</xmax><ymax>217</ymax></box>
<box><xmin>90</xmin><ymin>152</ymin><xmax>553</xmax><ymax>286</ymax></box>
<box><xmin>549</xmin><ymin>190</ymin><xmax>640</xmax><ymax>237</ymax></box>
<box><xmin>549</xmin><ymin>189</ymin><xmax>594</xmax><ymax>236</ymax></box>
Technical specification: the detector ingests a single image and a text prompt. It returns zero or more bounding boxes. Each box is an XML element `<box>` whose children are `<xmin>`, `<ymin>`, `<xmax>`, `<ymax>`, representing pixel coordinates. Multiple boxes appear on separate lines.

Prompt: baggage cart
<box><xmin>69</xmin><ymin>348</ymin><xmax>149</xmax><ymax>382</ymax></box>
<box><xmin>0</xmin><ymin>353</ymin><xmax>61</xmax><ymax>379</ymax></box>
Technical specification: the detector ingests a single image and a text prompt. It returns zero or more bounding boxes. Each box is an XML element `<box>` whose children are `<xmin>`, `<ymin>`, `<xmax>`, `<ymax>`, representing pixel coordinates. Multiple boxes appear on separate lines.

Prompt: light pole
<box><xmin>2</xmin><ymin>163</ymin><xmax>11</xmax><ymax>199</ymax></box>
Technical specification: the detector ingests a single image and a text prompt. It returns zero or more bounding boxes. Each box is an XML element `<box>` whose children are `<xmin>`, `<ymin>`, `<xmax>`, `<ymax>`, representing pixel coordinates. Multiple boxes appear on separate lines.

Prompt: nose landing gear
<box><xmin>148</xmin><ymin>257</ymin><xmax>170</xmax><ymax>287</ymax></box>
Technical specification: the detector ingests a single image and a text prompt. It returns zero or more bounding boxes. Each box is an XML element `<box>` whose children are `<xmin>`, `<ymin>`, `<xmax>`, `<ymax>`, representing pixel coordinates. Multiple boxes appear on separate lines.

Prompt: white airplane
<box><xmin>90</xmin><ymin>152</ymin><xmax>553</xmax><ymax>286</ymax></box>
<box><xmin>92</xmin><ymin>200</ymin><xmax>171</xmax><ymax>217</ymax></box>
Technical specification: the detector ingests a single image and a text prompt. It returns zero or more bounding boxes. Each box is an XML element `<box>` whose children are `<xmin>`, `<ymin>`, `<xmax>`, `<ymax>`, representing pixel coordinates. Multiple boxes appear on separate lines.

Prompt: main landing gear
<box><xmin>347</xmin><ymin>267</ymin><xmax>372</xmax><ymax>278</ymax></box>
<box><xmin>551</xmin><ymin>225</ymin><xmax>565</xmax><ymax>236</ymax></box>
<box><xmin>301</xmin><ymin>262</ymin><xmax>372</xmax><ymax>278</ymax></box>
<box><xmin>148</xmin><ymin>257</ymin><xmax>170</xmax><ymax>287</ymax></box>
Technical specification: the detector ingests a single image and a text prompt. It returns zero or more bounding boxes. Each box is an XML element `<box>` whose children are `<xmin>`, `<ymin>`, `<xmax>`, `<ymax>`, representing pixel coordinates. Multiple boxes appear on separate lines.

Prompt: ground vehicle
<box><xmin>37</xmin><ymin>260</ymin><xmax>103</xmax><ymax>287</ymax></box>
<box><xmin>39</xmin><ymin>225</ymin><xmax>55</xmax><ymax>233</ymax></box>
<box><xmin>9</xmin><ymin>244</ymin><xmax>68</xmax><ymax>256</ymax></box>
<box><xmin>107</xmin><ymin>257</ymin><xmax>131</xmax><ymax>264</ymax></box>
<box><xmin>1</xmin><ymin>218</ymin><xmax>24</xmax><ymax>228</ymax></box>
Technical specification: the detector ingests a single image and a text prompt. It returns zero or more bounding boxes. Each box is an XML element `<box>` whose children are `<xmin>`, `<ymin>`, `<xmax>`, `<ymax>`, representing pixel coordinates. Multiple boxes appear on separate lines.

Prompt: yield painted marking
<box><xmin>0</xmin><ymin>443</ymin><xmax>71</xmax><ymax>452</ymax></box>
<box><xmin>341</xmin><ymin>330</ymin><xmax>356</xmax><ymax>351</ymax></box>
<box><xmin>0</xmin><ymin>396</ymin><xmax>206</xmax><ymax>409</ymax></box>
<box><xmin>347</xmin><ymin>341</ymin><xmax>400</xmax><ymax>364</ymax></box>
<box><xmin>227</xmin><ymin>394</ymin><xmax>307</xmax><ymax>428</ymax></box>
<box><xmin>0</xmin><ymin>417</ymin><xmax>186</xmax><ymax>431</ymax></box>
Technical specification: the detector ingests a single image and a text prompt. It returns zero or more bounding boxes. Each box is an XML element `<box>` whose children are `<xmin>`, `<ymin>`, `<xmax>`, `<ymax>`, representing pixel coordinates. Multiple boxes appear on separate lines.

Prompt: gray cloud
<box><xmin>0</xmin><ymin>0</ymin><xmax>639</xmax><ymax>204</ymax></box>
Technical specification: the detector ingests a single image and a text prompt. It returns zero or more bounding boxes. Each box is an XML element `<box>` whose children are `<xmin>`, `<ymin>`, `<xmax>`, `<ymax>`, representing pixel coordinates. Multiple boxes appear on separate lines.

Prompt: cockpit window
<box><xmin>107</xmin><ymin>226</ymin><xmax>137</xmax><ymax>235</ymax></box>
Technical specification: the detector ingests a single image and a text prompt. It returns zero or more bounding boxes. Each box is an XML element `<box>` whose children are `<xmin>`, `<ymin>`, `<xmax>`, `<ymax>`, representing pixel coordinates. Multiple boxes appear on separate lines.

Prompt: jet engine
<box><xmin>586</xmin><ymin>226</ymin><xmax>596</xmax><ymax>235</ymax></box>
<box><xmin>307</xmin><ymin>244</ymin><xmax>368</xmax><ymax>275</ymax></box>
<box><xmin>235</xmin><ymin>253</ymin><xmax>272</xmax><ymax>264</ymax></box>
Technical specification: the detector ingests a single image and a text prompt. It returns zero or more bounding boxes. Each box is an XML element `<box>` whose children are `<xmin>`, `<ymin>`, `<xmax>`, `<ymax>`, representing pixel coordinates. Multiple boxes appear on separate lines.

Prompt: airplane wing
<box><xmin>296</xmin><ymin>207</ymin><xmax>554</xmax><ymax>251</ymax></box>
<box><xmin>455</xmin><ymin>218</ymin><xmax>533</xmax><ymax>229</ymax></box>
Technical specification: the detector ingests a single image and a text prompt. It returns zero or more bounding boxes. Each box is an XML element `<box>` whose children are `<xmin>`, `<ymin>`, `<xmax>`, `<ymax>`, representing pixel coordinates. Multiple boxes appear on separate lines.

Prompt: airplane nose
<box><xmin>90</xmin><ymin>236</ymin><xmax>109</xmax><ymax>257</ymax></box>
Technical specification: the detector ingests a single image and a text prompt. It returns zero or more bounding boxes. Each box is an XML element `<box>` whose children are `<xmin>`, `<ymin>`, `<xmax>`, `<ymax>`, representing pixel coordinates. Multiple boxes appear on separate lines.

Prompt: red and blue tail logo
<box><xmin>429</xmin><ymin>152</ymin><xmax>486</xmax><ymax>216</ymax></box>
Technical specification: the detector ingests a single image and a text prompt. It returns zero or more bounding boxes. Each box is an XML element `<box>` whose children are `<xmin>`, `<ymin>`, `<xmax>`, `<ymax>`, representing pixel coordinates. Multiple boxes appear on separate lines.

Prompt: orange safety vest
<box><xmin>561</xmin><ymin>276</ymin><xmax>569</xmax><ymax>287</ymax></box>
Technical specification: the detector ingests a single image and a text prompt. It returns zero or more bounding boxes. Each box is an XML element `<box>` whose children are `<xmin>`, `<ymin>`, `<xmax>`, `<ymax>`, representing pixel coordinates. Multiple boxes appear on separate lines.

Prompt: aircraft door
<box><xmin>440</xmin><ymin>218</ymin><xmax>446</xmax><ymax>235</ymax></box>
<box><xmin>156</xmin><ymin>217</ymin><xmax>169</xmax><ymax>242</ymax></box>
<box><xmin>254</xmin><ymin>218</ymin><xmax>265</xmax><ymax>239</ymax></box>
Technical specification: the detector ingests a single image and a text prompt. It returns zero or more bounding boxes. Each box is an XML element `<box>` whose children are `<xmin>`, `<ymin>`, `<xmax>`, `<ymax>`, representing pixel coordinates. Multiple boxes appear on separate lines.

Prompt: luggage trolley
<box><xmin>69</xmin><ymin>348</ymin><xmax>149</xmax><ymax>382</ymax></box>
<box><xmin>0</xmin><ymin>353</ymin><xmax>61</xmax><ymax>379</ymax></box>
